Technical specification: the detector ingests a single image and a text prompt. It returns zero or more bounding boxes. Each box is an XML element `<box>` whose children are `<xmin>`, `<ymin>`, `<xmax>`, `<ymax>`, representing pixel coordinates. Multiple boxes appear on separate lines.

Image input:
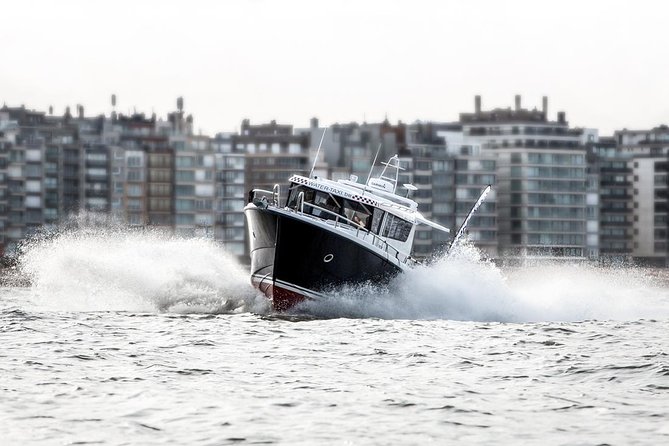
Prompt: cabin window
<box><xmin>287</xmin><ymin>185</ymin><xmax>343</xmax><ymax>221</ymax></box>
<box><xmin>286</xmin><ymin>184</ymin><xmax>315</xmax><ymax>208</ymax></box>
<box><xmin>286</xmin><ymin>183</ymin><xmax>379</xmax><ymax>231</ymax></box>
<box><xmin>370</xmin><ymin>208</ymin><xmax>385</xmax><ymax>234</ymax></box>
<box><xmin>382</xmin><ymin>214</ymin><xmax>412</xmax><ymax>242</ymax></box>
<box><xmin>341</xmin><ymin>199</ymin><xmax>372</xmax><ymax>229</ymax></box>
<box><xmin>312</xmin><ymin>191</ymin><xmax>341</xmax><ymax>220</ymax></box>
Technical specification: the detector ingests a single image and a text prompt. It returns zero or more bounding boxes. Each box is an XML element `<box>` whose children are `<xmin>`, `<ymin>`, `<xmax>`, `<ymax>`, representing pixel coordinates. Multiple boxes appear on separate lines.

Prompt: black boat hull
<box><xmin>245</xmin><ymin>205</ymin><xmax>403</xmax><ymax>310</ymax></box>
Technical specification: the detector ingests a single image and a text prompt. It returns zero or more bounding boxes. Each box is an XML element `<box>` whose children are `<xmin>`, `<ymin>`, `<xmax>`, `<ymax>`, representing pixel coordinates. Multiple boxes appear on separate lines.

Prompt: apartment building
<box><xmin>0</xmin><ymin>106</ymin><xmax>84</xmax><ymax>251</ymax></box>
<box><xmin>614</xmin><ymin>126</ymin><xmax>669</xmax><ymax>265</ymax></box>
<box><xmin>161</xmin><ymin>107</ymin><xmax>216</xmax><ymax>238</ymax></box>
<box><xmin>213</xmin><ymin>132</ymin><xmax>246</xmax><ymax>258</ymax></box>
<box><xmin>234</xmin><ymin>119</ymin><xmax>310</xmax><ymax>201</ymax></box>
<box><xmin>587</xmin><ymin>137</ymin><xmax>632</xmax><ymax>261</ymax></box>
<box><xmin>0</xmin><ymin>110</ymin><xmax>18</xmax><ymax>253</ymax></box>
<box><xmin>456</xmin><ymin>95</ymin><xmax>595</xmax><ymax>263</ymax></box>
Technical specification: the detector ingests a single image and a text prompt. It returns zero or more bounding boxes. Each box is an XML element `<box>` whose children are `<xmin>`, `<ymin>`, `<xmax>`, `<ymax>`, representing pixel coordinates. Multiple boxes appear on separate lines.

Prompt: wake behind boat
<box><xmin>244</xmin><ymin>155</ymin><xmax>490</xmax><ymax>310</ymax></box>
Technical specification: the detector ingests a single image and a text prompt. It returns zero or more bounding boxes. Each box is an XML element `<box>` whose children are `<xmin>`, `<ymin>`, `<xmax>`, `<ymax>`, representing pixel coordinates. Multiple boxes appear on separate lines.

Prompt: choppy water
<box><xmin>2</xmin><ymin>227</ymin><xmax>669</xmax><ymax>444</ymax></box>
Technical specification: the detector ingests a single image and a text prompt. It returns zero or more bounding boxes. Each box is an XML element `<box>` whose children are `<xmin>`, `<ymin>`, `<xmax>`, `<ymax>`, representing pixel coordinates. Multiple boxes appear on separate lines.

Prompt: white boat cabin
<box><xmin>283</xmin><ymin>156</ymin><xmax>449</xmax><ymax>260</ymax></box>
<box><xmin>284</xmin><ymin>175</ymin><xmax>419</xmax><ymax>258</ymax></box>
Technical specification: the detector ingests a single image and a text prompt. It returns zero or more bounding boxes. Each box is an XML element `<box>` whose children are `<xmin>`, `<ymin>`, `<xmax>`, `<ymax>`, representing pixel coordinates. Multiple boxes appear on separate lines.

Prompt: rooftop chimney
<box><xmin>177</xmin><ymin>96</ymin><xmax>183</xmax><ymax>112</ymax></box>
<box><xmin>515</xmin><ymin>94</ymin><xmax>521</xmax><ymax>111</ymax></box>
<box><xmin>557</xmin><ymin>111</ymin><xmax>566</xmax><ymax>124</ymax></box>
<box><xmin>310</xmin><ymin>117</ymin><xmax>319</xmax><ymax>128</ymax></box>
<box><xmin>475</xmin><ymin>95</ymin><xmax>481</xmax><ymax>113</ymax></box>
<box><xmin>111</xmin><ymin>94</ymin><xmax>117</xmax><ymax>108</ymax></box>
<box><xmin>542</xmin><ymin>96</ymin><xmax>548</xmax><ymax>119</ymax></box>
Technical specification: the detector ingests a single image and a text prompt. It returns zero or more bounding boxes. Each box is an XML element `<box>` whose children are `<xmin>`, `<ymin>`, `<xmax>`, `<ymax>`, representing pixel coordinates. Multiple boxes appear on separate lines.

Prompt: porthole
<box><xmin>323</xmin><ymin>254</ymin><xmax>334</xmax><ymax>263</ymax></box>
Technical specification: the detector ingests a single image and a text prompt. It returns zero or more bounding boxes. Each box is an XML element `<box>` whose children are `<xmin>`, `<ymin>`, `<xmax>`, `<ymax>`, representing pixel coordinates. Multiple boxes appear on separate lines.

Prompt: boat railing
<box><xmin>248</xmin><ymin>184</ymin><xmax>280</xmax><ymax>206</ymax></box>
<box><xmin>297</xmin><ymin>201</ymin><xmax>416</xmax><ymax>267</ymax></box>
<box><xmin>273</xmin><ymin>184</ymin><xmax>280</xmax><ymax>205</ymax></box>
<box><xmin>297</xmin><ymin>191</ymin><xmax>305</xmax><ymax>213</ymax></box>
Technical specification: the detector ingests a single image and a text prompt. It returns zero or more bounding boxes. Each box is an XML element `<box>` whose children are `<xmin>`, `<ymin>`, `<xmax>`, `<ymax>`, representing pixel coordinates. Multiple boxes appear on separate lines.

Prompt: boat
<box><xmin>244</xmin><ymin>154</ymin><xmax>490</xmax><ymax>311</ymax></box>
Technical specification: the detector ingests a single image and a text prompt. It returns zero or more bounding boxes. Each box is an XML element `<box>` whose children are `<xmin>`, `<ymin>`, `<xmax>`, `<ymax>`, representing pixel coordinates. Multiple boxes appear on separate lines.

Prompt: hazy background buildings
<box><xmin>2</xmin><ymin>95</ymin><xmax>669</xmax><ymax>265</ymax></box>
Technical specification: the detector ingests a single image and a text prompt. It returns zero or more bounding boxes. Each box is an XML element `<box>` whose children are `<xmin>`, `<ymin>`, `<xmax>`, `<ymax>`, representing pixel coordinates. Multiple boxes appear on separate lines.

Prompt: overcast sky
<box><xmin>2</xmin><ymin>0</ymin><xmax>668</xmax><ymax>135</ymax></box>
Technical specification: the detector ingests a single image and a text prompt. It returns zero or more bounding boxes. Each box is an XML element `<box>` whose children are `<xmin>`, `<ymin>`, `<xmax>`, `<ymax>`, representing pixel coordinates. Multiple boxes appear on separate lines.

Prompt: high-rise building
<box><xmin>213</xmin><ymin>132</ymin><xmax>246</xmax><ymax>258</ymax></box>
<box><xmin>587</xmin><ymin>137</ymin><xmax>631</xmax><ymax>261</ymax></box>
<box><xmin>0</xmin><ymin>105</ymin><xmax>82</xmax><ymax>252</ymax></box>
<box><xmin>456</xmin><ymin>95</ymin><xmax>596</xmax><ymax>263</ymax></box>
<box><xmin>164</xmin><ymin>107</ymin><xmax>217</xmax><ymax>238</ymax></box>
<box><xmin>614</xmin><ymin>126</ymin><xmax>669</xmax><ymax>265</ymax></box>
<box><xmin>234</xmin><ymin>119</ymin><xmax>310</xmax><ymax>201</ymax></box>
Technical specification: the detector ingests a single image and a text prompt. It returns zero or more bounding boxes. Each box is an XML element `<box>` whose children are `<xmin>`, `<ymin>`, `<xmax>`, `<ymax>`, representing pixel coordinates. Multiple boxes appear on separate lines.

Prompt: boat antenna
<box><xmin>365</xmin><ymin>143</ymin><xmax>383</xmax><ymax>185</ymax></box>
<box><xmin>309</xmin><ymin>127</ymin><xmax>328</xmax><ymax>178</ymax></box>
<box><xmin>361</xmin><ymin>143</ymin><xmax>382</xmax><ymax>196</ymax></box>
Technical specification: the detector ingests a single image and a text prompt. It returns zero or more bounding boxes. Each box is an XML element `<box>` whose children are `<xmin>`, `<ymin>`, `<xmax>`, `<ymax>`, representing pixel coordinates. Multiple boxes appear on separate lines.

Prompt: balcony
<box><xmin>600</xmin><ymin>234</ymin><xmax>630</xmax><ymax>241</ymax></box>
<box><xmin>599</xmin><ymin>206</ymin><xmax>631</xmax><ymax>213</ymax></box>
<box><xmin>600</xmin><ymin>181</ymin><xmax>631</xmax><ymax>187</ymax></box>
<box><xmin>85</xmin><ymin>189</ymin><xmax>110</xmax><ymax>198</ymax></box>
<box><xmin>601</xmin><ymin>168</ymin><xmax>632</xmax><ymax>174</ymax></box>
<box><xmin>85</xmin><ymin>174</ymin><xmax>108</xmax><ymax>182</ymax></box>
<box><xmin>600</xmin><ymin>194</ymin><xmax>632</xmax><ymax>200</ymax></box>
<box><xmin>600</xmin><ymin>221</ymin><xmax>632</xmax><ymax>227</ymax></box>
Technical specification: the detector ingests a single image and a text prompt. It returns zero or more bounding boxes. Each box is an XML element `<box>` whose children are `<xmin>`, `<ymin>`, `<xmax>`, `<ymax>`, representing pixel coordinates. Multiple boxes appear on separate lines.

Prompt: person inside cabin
<box><xmin>324</xmin><ymin>196</ymin><xmax>339</xmax><ymax>213</ymax></box>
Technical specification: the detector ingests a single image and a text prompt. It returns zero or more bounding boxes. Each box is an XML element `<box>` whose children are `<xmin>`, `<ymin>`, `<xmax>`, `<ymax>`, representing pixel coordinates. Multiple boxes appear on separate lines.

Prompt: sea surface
<box><xmin>2</xmin><ymin>228</ymin><xmax>669</xmax><ymax>445</ymax></box>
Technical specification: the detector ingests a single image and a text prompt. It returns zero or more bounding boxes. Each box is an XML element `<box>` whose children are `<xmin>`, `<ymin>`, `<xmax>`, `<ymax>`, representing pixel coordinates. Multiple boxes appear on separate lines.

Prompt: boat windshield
<box><xmin>286</xmin><ymin>183</ymin><xmax>413</xmax><ymax>241</ymax></box>
<box><xmin>286</xmin><ymin>184</ymin><xmax>373</xmax><ymax>229</ymax></box>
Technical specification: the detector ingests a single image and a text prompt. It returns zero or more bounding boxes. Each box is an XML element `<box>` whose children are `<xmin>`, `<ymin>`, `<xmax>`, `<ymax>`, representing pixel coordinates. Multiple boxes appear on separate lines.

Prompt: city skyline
<box><xmin>4</xmin><ymin>96</ymin><xmax>669</xmax><ymax>265</ymax></box>
<box><xmin>2</xmin><ymin>0</ymin><xmax>668</xmax><ymax>136</ymax></box>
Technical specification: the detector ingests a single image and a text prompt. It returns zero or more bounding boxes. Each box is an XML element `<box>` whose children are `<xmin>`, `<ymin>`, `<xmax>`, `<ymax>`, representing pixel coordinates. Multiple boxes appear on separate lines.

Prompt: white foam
<box><xmin>19</xmin><ymin>222</ymin><xmax>266</xmax><ymax>314</ymax></box>
<box><xmin>17</xmin><ymin>222</ymin><xmax>669</xmax><ymax>321</ymax></box>
<box><xmin>297</xmin><ymin>242</ymin><xmax>669</xmax><ymax>322</ymax></box>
